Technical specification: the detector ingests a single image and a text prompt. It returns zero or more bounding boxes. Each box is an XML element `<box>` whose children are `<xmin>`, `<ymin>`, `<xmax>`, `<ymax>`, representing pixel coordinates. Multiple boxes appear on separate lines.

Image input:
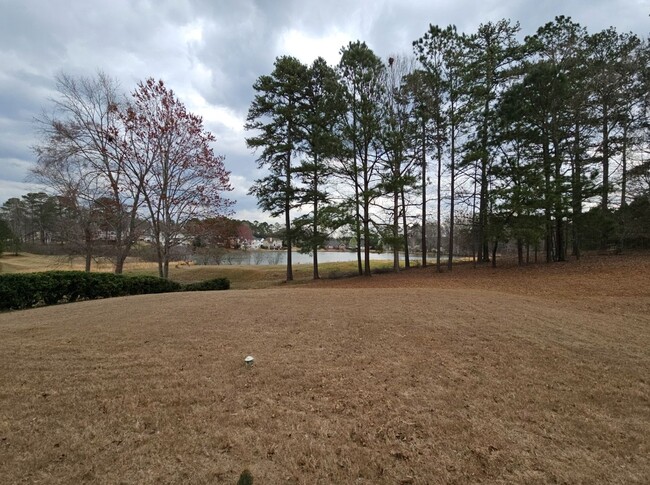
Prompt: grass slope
<box><xmin>0</xmin><ymin>255</ymin><xmax>649</xmax><ymax>484</ymax></box>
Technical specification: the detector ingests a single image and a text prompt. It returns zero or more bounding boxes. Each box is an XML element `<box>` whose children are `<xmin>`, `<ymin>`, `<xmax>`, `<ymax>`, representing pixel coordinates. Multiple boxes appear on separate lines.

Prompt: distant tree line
<box><xmin>0</xmin><ymin>192</ymin><xmax>287</xmax><ymax>266</ymax></box>
<box><xmin>246</xmin><ymin>16</ymin><xmax>650</xmax><ymax>280</ymax></box>
<box><xmin>3</xmin><ymin>16</ymin><xmax>649</xmax><ymax>281</ymax></box>
<box><xmin>6</xmin><ymin>74</ymin><xmax>233</xmax><ymax>278</ymax></box>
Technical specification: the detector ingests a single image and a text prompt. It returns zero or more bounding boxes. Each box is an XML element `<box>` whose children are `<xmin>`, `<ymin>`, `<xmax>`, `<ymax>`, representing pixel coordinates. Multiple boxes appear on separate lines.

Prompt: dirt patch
<box><xmin>0</xmin><ymin>254</ymin><xmax>648</xmax><ymax>484</ymax></box>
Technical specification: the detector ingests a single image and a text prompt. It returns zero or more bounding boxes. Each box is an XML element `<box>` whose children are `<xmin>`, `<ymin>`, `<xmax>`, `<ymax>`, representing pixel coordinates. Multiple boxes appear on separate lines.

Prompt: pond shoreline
<box><xmin>193</xmin><ymin>248</ymin><xmax>426</xmax><ymax>266</ymax></box>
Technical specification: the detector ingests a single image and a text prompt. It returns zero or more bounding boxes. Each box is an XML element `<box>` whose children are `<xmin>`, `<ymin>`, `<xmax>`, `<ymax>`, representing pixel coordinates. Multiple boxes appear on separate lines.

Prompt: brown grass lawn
<box><xmin>0</xmin><ymin>254</ymin><xmax>649</xmax><ymax>484</ymax></box>
<box><xmin>0</xmin><ymin>252</ymin><xmax>397</xmax><ymax>289</ymax></box>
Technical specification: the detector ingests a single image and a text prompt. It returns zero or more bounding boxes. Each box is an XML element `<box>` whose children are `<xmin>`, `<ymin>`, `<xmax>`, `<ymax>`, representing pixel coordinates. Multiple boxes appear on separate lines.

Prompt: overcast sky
<box><xmin>1</xmin><ymin>0</ymin><xmax>647</xmax><ymax>221</ymax></box>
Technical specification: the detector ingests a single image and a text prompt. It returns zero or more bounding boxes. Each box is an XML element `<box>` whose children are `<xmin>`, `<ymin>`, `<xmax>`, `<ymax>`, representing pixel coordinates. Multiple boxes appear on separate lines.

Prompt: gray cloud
<box><xmin>0</xmin><ymin>0</ymin><xmax>646</xmax><ymax>219</ymax></box>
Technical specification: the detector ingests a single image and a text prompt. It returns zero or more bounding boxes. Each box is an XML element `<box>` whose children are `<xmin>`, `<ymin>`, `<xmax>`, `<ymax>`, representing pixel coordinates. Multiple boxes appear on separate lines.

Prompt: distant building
<box><xmin>324</xmin><ymin>239</ymin><xmax>346</xmax><ymax>250</ymax></box>
<box><xmin>261</xmin><ymin>237</ymin><xmax>282</xmax><ymax>250</ymax></box>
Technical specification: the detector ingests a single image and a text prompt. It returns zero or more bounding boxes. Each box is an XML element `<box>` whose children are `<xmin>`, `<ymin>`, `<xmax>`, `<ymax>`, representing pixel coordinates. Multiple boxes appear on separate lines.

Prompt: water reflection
<box><xmin>193</xmin><ymin>250</ymin><xmax>407</xmax><ymax>266</ymax></box>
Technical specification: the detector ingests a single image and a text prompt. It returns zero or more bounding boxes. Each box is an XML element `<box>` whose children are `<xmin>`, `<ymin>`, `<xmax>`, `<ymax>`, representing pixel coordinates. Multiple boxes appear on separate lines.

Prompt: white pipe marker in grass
<box><xmin>244</xmin><ymin>355</ymin><xmax>254</xmax><ymax>367</ymax></box>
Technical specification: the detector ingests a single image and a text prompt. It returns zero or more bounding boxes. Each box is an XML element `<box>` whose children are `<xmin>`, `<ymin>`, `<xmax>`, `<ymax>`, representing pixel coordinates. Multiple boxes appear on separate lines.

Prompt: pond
<box><xmin>194</xmin><ymin>249</ymin><xmax>413</xmax><ymax>266</ymax></box>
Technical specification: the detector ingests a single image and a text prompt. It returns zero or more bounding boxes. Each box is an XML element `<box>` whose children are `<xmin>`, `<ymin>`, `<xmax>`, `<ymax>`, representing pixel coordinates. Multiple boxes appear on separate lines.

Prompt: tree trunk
<box><xmin>421</xmin><ymin>117</ymin><xmax>427</xmax><ymax>268</ymax></box>
<box><xmin>363</xmin><ymin>213</ymin><xmax>371</xmax><ymax>276</ymax></box>
<box><xmin>447</xmin><ymin>110</ymin><xmax>456</xmax><ymax>271</ymax></box>
<box><xmin>601</xmin><ymin>105</ymin><xmax>610</xmax><ymax>213</ymax></box>
<box><xmin>436</xmin><ymin>139</ymin><xmax>442</xmax><ymax>272</ymax></box>
<box><xmin>491</xmin><ymin>239</ymin><xmax>498</xmax><ymax>268</ymax></box>
<box><xmin>353</xmin><ymin>90</ymin><xmax>362</xmax><ymax>276</ymax></box>
<box><xmin>600</xmin><ymin>105</ymin><xmax>610</xmax><ymax>251</ymax></box>
<box><xmin>84</xmin><ymin>228</ymin><xmax>92</xmax><ymax>272</ymax></box>
<box><xmin>393</xmin><ymin>189</ymin><xmax>399</xmax><ymax>272</ymax></box>
<box><xmin>155</xmin><ymin>232</ymin><xmax>164</xmax><ymax>277</ymax></box>
<box><xmin>115</xmin><ymin>197</ymin><xmax>143</xmax><ymax>275</ymax></box>
<box><xmin>571</xmin><ymin>120</ymin><xmax>582</xmax><ymax>260</ymax></box>
<box><xmin>363</xmin><ymin>191</ymin><xmax>371</xmax><ymax>277</ymax></box>
<box><xmin>113</xmin><ymin>237</ymin><xmax>125</xmax><ymax>274</ymax></box>
<box><xmin>312</xmin><ymin>177</ymin><xmax>320</xmax><ymax>280</ymax></box>
<box><xmin>115</xmin><ymin>254</ymin><xmax>126</xmax><ymax>274</ymax></box>
<box><xmin>363</xmin><ymin>145</ymin><xmax>371</xmax><ymax>277</ymax></box>
<box><xmin>556</xmin><ymin>217</ymin><xmax>565</xmax><ymax>262</ymax></box>
<box><xmin>285</xmin><ymin>148</ymin><xmax>293</xmax><ymax>282</ymax></box>
<box><xmin>618</xmin><ymin>123</ymin><xmax>628</xmax><ymax>253</ymax></box>
<box><xmin>285</xmin><ymin>215</ymin><xmax>293</xmax><ymax>282</ymax></box>
<box><xmin>161</xmin><ymin>234</ymin><xmax>171</xmax><ymax>279</ymax></box>
<box><xmin>553</xmin><ymin>137</ymin><xmax>565</xmax><ymax>262</ymax></box>
<box><xmin>479</xmin><ymin>164</ymin><xmax>488</xmax><ymax>262</ymax></box>
<box><xmin>479</xmin><ymin>96</ymin><xmax>490</xmax><ymax>263</ymax></box>
<box><xmin>352</xmin><ymin>162</ymin><xmax>361</xmax><ymax>276</ymax></box>
<box><xmin>472</xmin><ymin>163</ymin><xmax>478</xmax><ymax>269</ymax></box>
<box><xmin>401</xmin><ymin>188</ymin><xmax>409</xmax><ymax>269</ymax></box>
<box><xmin>621</xmin><ymin>124</ymin><xmax>628</xmax><ymax>209</ymax></box>
<box><xmin>312</xmin><ymin>248</ymin><xmax>319</xmax><ymax>279</ymax></box>
<box><xmin>542</xmin><ymin>130</ymin><xmax>553</xmax><ymax>263</ymax></box>
<box><xmin>355</xmin><ymin>202</ymin><xmax>362</xmax><ymax>276</ymax></box>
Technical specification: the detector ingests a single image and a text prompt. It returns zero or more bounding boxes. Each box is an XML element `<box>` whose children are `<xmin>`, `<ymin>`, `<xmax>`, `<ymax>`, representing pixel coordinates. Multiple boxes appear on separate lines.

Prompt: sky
<box><xmin>1</xmin><ymin>0</ymin><xmax>648</xmax><ymax>222</ymax></box>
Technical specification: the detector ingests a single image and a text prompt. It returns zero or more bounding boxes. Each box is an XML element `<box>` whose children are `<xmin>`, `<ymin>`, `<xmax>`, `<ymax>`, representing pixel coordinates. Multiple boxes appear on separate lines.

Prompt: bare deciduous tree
<box><xmin>124</xmin><ymin>78</ymin><xmax>233</xmax><ymax>279</ymax></box>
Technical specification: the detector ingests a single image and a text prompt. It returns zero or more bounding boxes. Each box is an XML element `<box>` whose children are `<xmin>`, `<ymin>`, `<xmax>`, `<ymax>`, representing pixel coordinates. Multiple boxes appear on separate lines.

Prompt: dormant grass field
<box><xmin>0</xmin><ymin>253</ymin><xmax>648</xmax><ymax>483</ymax></box>
<box><xmin>0</xmin><ymin>252</ymin><xmax>396</xmax><ymax>289</ymax></box>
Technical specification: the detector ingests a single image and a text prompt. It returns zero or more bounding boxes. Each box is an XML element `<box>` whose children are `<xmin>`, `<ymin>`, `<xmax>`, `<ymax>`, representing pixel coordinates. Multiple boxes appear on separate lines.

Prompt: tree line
<box><xmin>0</xmin><ymin>191</ymin><xmax>288</xmax><ymax>266</ymax></box>
<box><xmin>2</xmin><ymin>16</ymin><xmax>648</xmax><ymax>281</ymax></box>
<box><xmin>6</xmin><ymin>74</ymin><xmax>233</xmax><ymax>278</ymax></box>
<box><xmin>246</xmin><ymin>16</ymin><xmax>650</xmax><ymax>280</ymax></box>
<box><xmin>0</xmin><ymin>191</ymin><xmax>476</xmax><ymax>261</ymax></box>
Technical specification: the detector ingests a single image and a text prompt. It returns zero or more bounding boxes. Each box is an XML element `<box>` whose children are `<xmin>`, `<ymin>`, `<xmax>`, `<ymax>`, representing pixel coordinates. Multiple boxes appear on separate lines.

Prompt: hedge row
<box><xmin>183</xmin><ymin>278</ymin><xmax>230</xmax><ymax>292</ymax></box>
<box><xmin>0</xmin><ymin>271</ymin><xmax>229</xmax><ymax>311</ymax></box>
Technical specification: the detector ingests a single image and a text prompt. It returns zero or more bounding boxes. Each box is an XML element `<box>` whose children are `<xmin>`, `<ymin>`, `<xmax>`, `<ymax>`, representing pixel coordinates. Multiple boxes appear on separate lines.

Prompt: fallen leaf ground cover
<box><xmin>0</xmin><ymin>253</ymin><xmax>648</xmax><ymax>483</ymax></box>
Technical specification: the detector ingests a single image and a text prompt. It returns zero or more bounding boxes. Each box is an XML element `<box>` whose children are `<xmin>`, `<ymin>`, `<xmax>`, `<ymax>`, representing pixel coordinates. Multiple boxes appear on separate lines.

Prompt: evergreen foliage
<box><xmin>242</xmin><ymin>19</ymin><xmax>649</xmax><ymax>269</ymax></box>
<box><xmin>0</xmin><ymin>272</ymin><xmax>229</xmax><ymax>311</ymax></box>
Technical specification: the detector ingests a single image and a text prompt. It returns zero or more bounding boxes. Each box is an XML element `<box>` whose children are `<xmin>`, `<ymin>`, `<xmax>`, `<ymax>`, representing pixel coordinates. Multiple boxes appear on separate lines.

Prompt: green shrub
<box><xmin>0</xmin><ymin>272</ymin><xmax>180</xmax><ymax>311</ymax></box>
<box><xmin>183</xmin><ymin>278</ymin><xmax>230</xmax><ymax>291</ymax></box>
<box><xmin>0</xmin><ymin>274</ymin><xmax>40</xmax><ymax>310</ymax></box>
<box><xmin>123</xmin><ymin>275</ymin><xmax>182</xmax><ymax>295</ymax></box>
<box><xmin>0</xmin><ymin>271</ymin><xmax>228</xmax><ymax>311</ymax></box>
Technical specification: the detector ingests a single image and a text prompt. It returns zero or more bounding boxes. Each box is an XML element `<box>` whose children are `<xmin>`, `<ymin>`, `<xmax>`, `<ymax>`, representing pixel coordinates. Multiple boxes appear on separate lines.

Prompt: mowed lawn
<box><xmin>0</xmin><ymin>256</ymin><xmax>649</xmax><ymax>483</ymax></box>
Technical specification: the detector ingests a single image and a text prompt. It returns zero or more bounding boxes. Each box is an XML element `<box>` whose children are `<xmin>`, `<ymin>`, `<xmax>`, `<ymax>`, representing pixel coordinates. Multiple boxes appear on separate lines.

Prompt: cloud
<box><xmin>0</xmin><ymin>0</ymin><xmax>647</xmax><ymax>218</ymax></box>
<box><xmin>231</xmin><ymin>207</ymin><xmax>275</xmax><ymax>224</ymax></box>
<box><xmin>229</xmin><ymin>174</ymin><xmax>253</xmax><ymax>198</ymax></box>
<box><xmin>0</xmin><ymin>180</ymin><xmax>48</xmax><ymax>203</ymax></box>
<box><xmin>277</xmin><ymin>28</ymin><xmax>353</xmax><ymax>65</ymax></box>
<box><xmin>0</xmin><ymin>158</ymin><xmax>38</xmax><ymax>182</ymax></box>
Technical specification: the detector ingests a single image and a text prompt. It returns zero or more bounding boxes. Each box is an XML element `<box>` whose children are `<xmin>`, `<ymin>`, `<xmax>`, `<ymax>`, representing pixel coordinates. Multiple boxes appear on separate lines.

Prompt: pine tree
<box><xmin>464</xmin><ymin>20</ymin><xmax>521</xmax><ymax>263</ymax></box>
<box><xmin>294</xmin><ymin>57</ymin><xmax>347</xmax><ymax>279</ymax></box>
<box><xmin>246</xmin><ymin>56</ymin><xmax>309</xmax><ymax>282</ymax></box>
<box><xmin>414</xmin><ymin>25</ymin><xmax>470</xmax><ymax>270</ymax></box>
<box><xmin>509</xmin><ymin>18</ymin><xmax>583</xmax><ymax>261</ymax></box>
<box><xmin>337</xmin><ymin>41</ymin><xmax>385</xmax><ymax>276</ymax></box>
<box><xmin>379</xmin><ymin>54</ymin><xmax>419</xmax><ymax>272</ymax></box>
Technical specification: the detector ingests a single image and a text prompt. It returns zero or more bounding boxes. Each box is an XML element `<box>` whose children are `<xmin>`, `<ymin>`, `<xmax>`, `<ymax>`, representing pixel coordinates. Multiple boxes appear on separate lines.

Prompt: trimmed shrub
<box><xmin>0</xmin><ymin>271</ymin><xmax>183</xmax><ymax>311</ymax></box>
<box><xmin>183</xmin><ymin>278</ymin><xmax>230</xmax><ymax>292</ymax></box>
<box><xmin>122</xmin><ymin>274</ymin><xmax>182</xmax><ymax>295</ymax></box>
<box><xmin>0</xmin><ymin>272</ymin><xmax>229</xmax><ymax>311</ymax></box>
<box><xmin>0</xmin><ymin>274</ymin><xmax>40</xmax><ymax>310</ymax></box>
